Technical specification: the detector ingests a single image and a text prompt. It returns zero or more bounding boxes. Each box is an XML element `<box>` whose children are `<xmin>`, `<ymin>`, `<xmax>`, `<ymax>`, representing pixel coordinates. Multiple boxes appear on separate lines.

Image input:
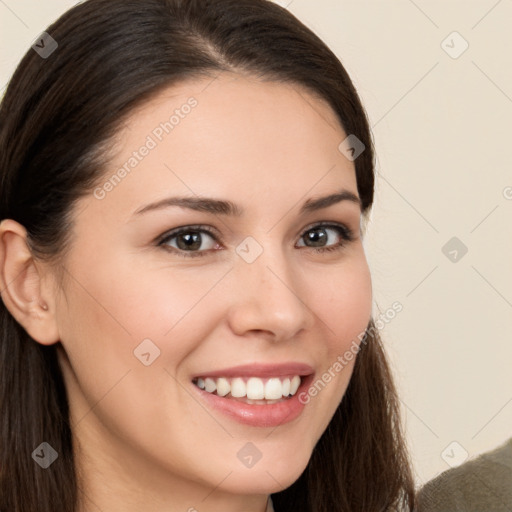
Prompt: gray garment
<box><xmin>416</xmin><ymin>437</ymin><xmax>512</xmax><ymax>512</ymax></box>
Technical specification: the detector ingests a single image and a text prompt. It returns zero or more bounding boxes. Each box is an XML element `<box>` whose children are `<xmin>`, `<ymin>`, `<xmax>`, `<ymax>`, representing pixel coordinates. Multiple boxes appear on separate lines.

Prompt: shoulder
<box><xmin>416</xmin><ymin>438</ymin><xmax>512</xmax><ymax>512</ymax></box>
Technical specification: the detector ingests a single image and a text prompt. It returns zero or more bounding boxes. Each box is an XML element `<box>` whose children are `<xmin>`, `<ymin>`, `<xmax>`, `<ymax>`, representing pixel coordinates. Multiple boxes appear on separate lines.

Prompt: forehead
<box><xmin>91</xmin><ymin>72</ymin><xmax>358</xmax><ymax>220</ymax></box>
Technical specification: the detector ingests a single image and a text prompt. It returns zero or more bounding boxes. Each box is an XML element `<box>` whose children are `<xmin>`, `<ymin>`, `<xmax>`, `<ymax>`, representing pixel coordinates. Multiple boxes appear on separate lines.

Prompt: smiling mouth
<box><xmin>192</xmin><ymin>375</ymin><xmax>303</xmax><ymax>405</ymax></box>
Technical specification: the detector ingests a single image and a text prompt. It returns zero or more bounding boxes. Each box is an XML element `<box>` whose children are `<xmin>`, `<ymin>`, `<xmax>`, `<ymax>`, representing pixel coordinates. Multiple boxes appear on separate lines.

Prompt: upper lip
<box><xmin>191</xmin><ymin>362</ymin><xmax>315</xmax><ymax>379</ymax></box>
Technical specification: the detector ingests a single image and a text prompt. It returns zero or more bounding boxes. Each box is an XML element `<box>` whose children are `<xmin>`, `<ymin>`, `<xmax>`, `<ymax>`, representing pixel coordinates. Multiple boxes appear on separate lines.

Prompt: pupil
<box><xmin>177</xmin><ymin>232</ymin><xmax>201</xmax><ymax>250</ymax></box>
<box><xmin>307</xmin><ymin>228</ymin><xmax>326</xmax><ymax>247</ymax></box>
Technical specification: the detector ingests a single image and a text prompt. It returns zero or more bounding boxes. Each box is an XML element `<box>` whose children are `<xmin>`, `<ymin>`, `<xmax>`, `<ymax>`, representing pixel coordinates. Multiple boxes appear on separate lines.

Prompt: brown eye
<box><xmin>297</xmin><ymin>223</ymin><xmax>354</xmax><ymax>253</ymax></box>
<box><xmin>157</xmin><ymin>222</ymin><xmax>354</xmax><ymax>259</ymax></box>
<box><xmin>158</xmin><ymin>225</ymin><xmax>220</xmax><ymax>258</ymax></box>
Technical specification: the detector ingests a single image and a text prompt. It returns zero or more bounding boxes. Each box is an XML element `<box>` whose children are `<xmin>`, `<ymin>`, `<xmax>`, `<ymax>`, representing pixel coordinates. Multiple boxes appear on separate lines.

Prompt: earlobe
<box><xmin>0</xmin><ymin>219</ymin><xmax>60</xmax><ymax>345</ymax></box>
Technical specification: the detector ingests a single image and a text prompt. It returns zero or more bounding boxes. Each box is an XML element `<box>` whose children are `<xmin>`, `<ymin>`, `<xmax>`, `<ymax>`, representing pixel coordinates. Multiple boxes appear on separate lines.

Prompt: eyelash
<box><xmin>156</xmin><ymin>222</ymin><xmax>355</xmax><ymax>259</ymax></box>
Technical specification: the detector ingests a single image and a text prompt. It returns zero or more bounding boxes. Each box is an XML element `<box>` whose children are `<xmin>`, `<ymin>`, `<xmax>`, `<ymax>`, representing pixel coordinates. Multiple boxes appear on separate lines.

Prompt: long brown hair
<box><xmin>0</xmin><ymin>1</ymin><xmax>415</xmax><ymax>510</ymax></box>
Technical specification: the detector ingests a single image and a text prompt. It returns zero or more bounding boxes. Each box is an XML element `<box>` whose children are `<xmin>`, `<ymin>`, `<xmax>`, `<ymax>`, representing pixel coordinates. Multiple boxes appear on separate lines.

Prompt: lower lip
<box><xmin>190</xmin><ymin>374</ymin><xmax>314</xmax><ymax>427</ymax></box>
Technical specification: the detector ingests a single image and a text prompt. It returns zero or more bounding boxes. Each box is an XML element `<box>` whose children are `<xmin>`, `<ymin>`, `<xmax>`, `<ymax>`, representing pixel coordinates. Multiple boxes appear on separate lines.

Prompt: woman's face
<box><xmin>51</xmin><ymin>72</ymin><xmax>372</xmax><ymax>506</ymax></box>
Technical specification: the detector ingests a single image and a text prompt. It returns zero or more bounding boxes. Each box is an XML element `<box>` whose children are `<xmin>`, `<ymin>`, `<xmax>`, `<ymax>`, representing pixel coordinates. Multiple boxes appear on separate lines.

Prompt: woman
<box><xmin>0</xmin><ymin>1</ymin><xmax>415</xmax><ymax>510</ymax></box>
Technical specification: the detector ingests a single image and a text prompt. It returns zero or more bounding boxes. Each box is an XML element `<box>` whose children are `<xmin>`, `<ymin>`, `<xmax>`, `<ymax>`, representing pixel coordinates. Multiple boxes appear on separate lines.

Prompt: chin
<box><xmin>224</xmin><ymin>449</ymin><xmax>311</xmax><ymax>495</ymax></box>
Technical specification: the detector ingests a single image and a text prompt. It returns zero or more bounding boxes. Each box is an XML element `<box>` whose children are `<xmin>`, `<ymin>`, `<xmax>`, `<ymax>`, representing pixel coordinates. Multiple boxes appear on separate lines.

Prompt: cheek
<box><xmin>297</xmin><ymin>255</ymin><xmax>372</xmax><ymax>430</ymax></box>
<box><xmin>61</xmin><ymin>253</ymin><xmax>224</xmax><ymax>348</ymax></box>
<box><xmin>309</xmin><ymin>255</ymin><xmax>373</xmax><ymax>351</ymax></box>
<box><xmin>55</xmin><ymin>255</ymin><xmax>206</xmax><ymax>404</ymax></box>
<box><xmin>55</xmin><ymin>256</ymin><xmax>231</xmax><ymax>462</ymax></box>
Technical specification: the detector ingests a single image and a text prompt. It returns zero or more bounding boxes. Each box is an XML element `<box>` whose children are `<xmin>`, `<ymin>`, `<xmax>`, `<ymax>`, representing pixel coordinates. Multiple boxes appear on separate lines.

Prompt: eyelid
<box><xmin>155</xmin><ymin>224</ymin><xmax>219</xmax><ymax>244</ymax></box>
<box><xmin>298</xmin><ymin>220</ymin><xmax>354</xmax><ymax>238</ymax></box>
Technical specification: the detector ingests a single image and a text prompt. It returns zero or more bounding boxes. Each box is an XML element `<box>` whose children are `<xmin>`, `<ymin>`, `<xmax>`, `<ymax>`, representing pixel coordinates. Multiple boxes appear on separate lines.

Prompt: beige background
<box><xmin>1</xmin><ymin>0</ymin><xmax>511</xmax><ymax>488</ymax></box>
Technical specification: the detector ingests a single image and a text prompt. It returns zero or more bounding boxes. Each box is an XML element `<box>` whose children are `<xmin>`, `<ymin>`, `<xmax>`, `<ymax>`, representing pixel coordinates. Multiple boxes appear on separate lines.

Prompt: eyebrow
<box><xmin>132</xmin><ymin>189</ymin><xmax>361</xmax><ymax>217</ymax></box>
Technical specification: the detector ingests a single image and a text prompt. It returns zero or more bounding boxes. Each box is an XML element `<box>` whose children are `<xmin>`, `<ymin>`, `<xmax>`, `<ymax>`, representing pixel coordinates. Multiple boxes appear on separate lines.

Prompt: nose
<box><xmin>226</xmin><ymin>245</ymin><xmax>316</xmax><ymax>342</ymax></box>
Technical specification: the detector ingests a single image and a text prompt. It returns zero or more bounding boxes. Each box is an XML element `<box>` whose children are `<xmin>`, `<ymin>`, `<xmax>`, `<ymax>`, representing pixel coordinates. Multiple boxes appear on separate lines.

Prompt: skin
<box><xmin>0</xmin><ymin>72</ymin><xmax>372</xmax><ymax>512</ymax></box>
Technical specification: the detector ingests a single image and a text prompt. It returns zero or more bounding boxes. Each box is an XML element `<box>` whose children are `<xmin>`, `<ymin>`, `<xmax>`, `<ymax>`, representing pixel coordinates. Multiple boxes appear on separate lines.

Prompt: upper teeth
<box><xmin>194</xmin><ymin>375</ymin><xmax>302</xmax><ymax>400</ymax></box>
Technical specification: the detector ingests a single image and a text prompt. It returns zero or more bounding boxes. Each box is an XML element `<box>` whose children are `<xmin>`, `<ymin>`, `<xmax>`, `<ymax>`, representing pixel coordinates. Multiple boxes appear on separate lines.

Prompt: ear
<box><xmin>0</xmin><ymin>219</ymin><xmax>60</xmax><ymax>345</ymax></box>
